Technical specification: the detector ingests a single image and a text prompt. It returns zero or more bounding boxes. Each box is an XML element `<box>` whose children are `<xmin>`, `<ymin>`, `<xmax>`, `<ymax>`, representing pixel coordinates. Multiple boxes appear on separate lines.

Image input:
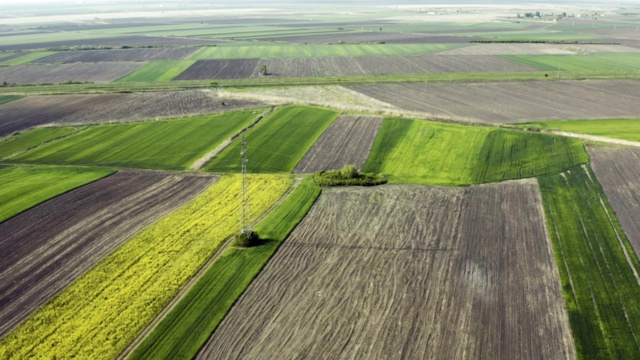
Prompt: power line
<box><xmin>240</xmin><ymin>132</ymin><xmax>251</xmax><ymax>237</ymax></box>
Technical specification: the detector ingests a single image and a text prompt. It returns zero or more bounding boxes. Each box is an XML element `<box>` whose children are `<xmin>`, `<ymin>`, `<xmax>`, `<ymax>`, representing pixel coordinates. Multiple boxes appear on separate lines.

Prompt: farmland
<box><xmin>33</xmin><ymin>47</ymin><xmax>197</xmax><ymax>63</ymax></box>
<box><xmin>347</xmin><ymin>80</ymin><xmax>640</xmax><ymax>123</ymax></box>
<box><xmin>0</xmin><ymin>35</ymin><xmax>215</xmax><ymax>51</ymax></box>
<box><xmin>436</xmin><ymin>43</ymin><xmax>640</xmax><ymax>55</ymax></box>
<box><xmin>0</xmin><ymin>62</ymin><xmax>144</xmax><ymax>84</ymax></box>
<box><xmin>294</xmin><ymin>115</ymin><xmax>383</xmax><ymax>173</ymax></box>
<box><xmin>174</xmin><ymin>59</ymin><xmax>259</xmax><ymax>80</ymax></box>
<box><xmin>0</xmin><ymin>126</ymin><xmax>77</xmax><ymax>159</ymax></box>
<box><xmin>0</xmin><ymin>96</ymin><xmax>21</xmax><ymax>106</ymax></box>
<box><xmin>515</xmin><ymin>119</ymin><xmax>640</xmax><ymax>142</ymax></box>
<box><xmin>198</xmin><ymin>182</ymin><xmax>574</xmax><ymax>359</ymax></box>
<box><xmin>0</xmin><ymin>91</ymin><xmax>263</xmax><ymax>137</ymax></box>
<box><xmin>11</xmin><ymin>110</ymin><xmax>262</xmax><ymax>170</ymax></box>
<box><xmin>0</xmin><ymin>52</ymin><xmax>54</xmax><ymax>65</ymax></box>
<box><xmin>502</xmin><ymin>53</ymin><xmax>640</xmax><ymax>72</ymax></box>
<box><xmin>362</xmin><ymin>118</ymin><xmax>587</xmax><ymax>185</ymax></box>
<box><xmin>117</xmin><ymin>61</ymin><xmax>196</xmax><ymax>82</ymax></box>
<box><xmin>129</xmin><ymin>177</ymin><xmax>321</xmax><ymax>360</ymax></box>
<box><xmin>588</xmin><ymin>147</ymin><xmax>640</xmax><ymax>256</ymax></box>
<box><xmin>0</xmin><ymin>171</ymin><xmax>215</xmax><ymax>336</ymax></box>
<box><xmin>0</xmin><ymin>175</ymin><xmax>293</xmax><ymax>359</ymax></box>
<box><xmin>0</xmin><ymin>166</ymin><xmax>113</xmax><ymax>223</ymax></box>
<box><xmin>539</xmin><ymin>166</ymin><xmax>640</xmax><ymax>359</ymax></box>
<box><xmin>205</xmin><ymin>106</ymin><xmax>339</xmax><ymax>173</ymax></box>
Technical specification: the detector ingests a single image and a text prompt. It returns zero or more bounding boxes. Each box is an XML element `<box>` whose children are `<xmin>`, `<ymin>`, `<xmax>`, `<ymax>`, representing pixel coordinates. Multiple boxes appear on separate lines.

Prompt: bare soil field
<box><xmin>347</xmin><ymin>80</ymin><xmax>640</xmax><ymax>123</ymax></box>
<box><xmin>588</xmin><ymin>146</ymin><xmax>640</xmax><ymax>257</ymax></box>
<box><xmin>0</xmin><ymin>62</ymin><xmax>144</xmax><ymax>84</ymax></box>
<box><xmin>0</xmin><ymin>170</ymin><xmax>217</xmax><ymax>337</ymax></box>
<box><xmin>33</xmin><ymin>47</ymin><xmax>197</xmax><ymax>63</ymax></box>
<box><xmin>0</xmin><ymin>90</ymin><xmax>263</xmax><ymax>137</ymax></box>
<box><xmin>176</xmin><ymin>54</ymin><xmax>533</xmax><ymax>80</ymax></box>
<box><xmin>0</xmin><ymin>36</ymin><xmax>216</xmax><ymax>51</ymax></box>
<box><xmin>198</xmin><ymin>181</ymin><xmax>575</xmax><ymax>360</ymax></box>
<box><xmin>294</xmin><ymin>115</ymin><xmax>383</xmax><ymax>173</ymax></box>
<box><xmin>262</xmin><ymin>32</ymin><xmax>477</xmax><ymax>44</ymax></box>
<box><xmin>435</xmin><ymin>43</ymin><xmax>640</xmax><ymax>55</ymax></box>
<box><xmin>173</xmin><ymin>59</ymin><xmax>259</xmax><ymax>80</ymax></box>
<box><xmin>0</xmin><ymin>52</ymin><xmax>27</xmax><ymax>63</ymax></box>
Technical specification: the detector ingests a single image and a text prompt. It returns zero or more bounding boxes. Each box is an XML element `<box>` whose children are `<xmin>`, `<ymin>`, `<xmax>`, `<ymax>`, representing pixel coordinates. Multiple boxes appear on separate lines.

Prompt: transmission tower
<box><xmin>240</xmin><ymin>133</ymin><xmax>251</xmax><ymax>236</ymax></box>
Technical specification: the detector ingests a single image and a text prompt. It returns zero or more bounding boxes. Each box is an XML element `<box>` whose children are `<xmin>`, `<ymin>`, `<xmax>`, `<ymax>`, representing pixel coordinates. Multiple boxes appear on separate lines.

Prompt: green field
<box><xmin>363</xmin><ymin>118</ymin><xmax>587</xmax><ymax>186</ymax></box>
<box><xmin>129</xmin><ymin>177</ymin><xmax>321</xmax><ymax>360</ymax></box>
<box><xmin>469</xmin><ymin>30</ymin><xmax>600</xmax><ymax>41</ymax></box>
<box><xmin>0</xmin><ymin>166</ymin><xmax>113</xmax><ymax>223</ymax></box>
<box><xmin>0</xmin><ymin>126</ymin><xmax>78</xmax><ymax>159</ymax></box>
<box><xmin>539</xmin><ymin>166</ymin><xmax>640</xmax><ymax>359</ymax></box>
<box><xmin>11</xmin><ymin>110</ymin><xmax>261</xmax><ymax>169</ymax></box>
<box><xmin>117</xmin><ymin>61</ymin><xmax>196</xmax><ymax>82</ymax></box>
<box><xmin>515</xmin><ymin>119</ymin><xmax>640</xmax><ymax>142</ymax></box>
<box><xmin>0</xmin><ymin>52</ymin><xmax>55</xmax><ymax>65</ymax></box>
<box><xmin>206</xmin><ymin>106</ymin><xmax>339</xmax><ymax>173</ymax></box>
<box><xmin>502</xmin><ymin>54</ymin><xmax>640</xmax><ymax>72</ymax></box>
<box><xmin>187</xmin><ymin>43</ymin><xmax>455</xmax><ymax>59</ymax></box>
<box><xmin>0</xmin><ymin>95</ymin><xmax>21</xmax><ymax>105</ymax></box>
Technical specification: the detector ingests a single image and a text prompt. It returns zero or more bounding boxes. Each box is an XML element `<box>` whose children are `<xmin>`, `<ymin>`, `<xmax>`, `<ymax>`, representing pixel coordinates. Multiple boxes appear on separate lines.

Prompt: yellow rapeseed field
<box><xmin>0</xmin><ymin>174</ymin><xmax>293</xmax><ymax>359</ymax></box>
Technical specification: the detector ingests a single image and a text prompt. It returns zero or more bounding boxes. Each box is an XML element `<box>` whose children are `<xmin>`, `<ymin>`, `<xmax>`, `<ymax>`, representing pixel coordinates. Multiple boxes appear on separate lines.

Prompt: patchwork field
<box><xmin>515</xmin><ymin>119</ymin><xmax>640</xmax><ymax>142</ymax></box>
<box><xmin>129</xmin><ymin>177</ymin><xmax>321</xmax><ymax>360</ymax></box>
<box><xmin>539</xmin><ymin>166</ymin><xmax>640</xmax><ymax>359</ymax></box>
<box><xmin>294</xmin><ymin>115</ymin><xmax>383</xmax><ymax>173</ymax></box>
<box><xmin>588</xmin><ymin>147</ymin><xmax>640</xmax><ymax>257</ymax></box>
<box><xmin>502</xmin><ymin>53</ymin><xmax>640</xmax><ymax>72</ymax></box>
<box><xmin>260</xmin><ymin>31</ymin><xmax>477</xmax><ymax>44</ymax></box>
<box><xmin>0</xmin><ymin>175</ymin><xmax>293</xmax><ymax>359</ymax></box>
<box><xmin>0</xmin><ymin>35</ymin><xmax>216</xmax><ymax>51</ymax></box>
<box><xmin>0</xmin><ymin>171</ymin><xmax>216</xmax><ymax>337</ymax></box>
<box><xmin>0</xmin><ymin>62</ymin><xmax>144</xmax><ymax>84</ymax></box>
<box><xmin>0</xmin><ymin>90</ymin><xmax>263</xmax><ymax>137</ymax></box>
<box><xmin>197</xmin><ymin>182</ymin><xmax>574</xmax><ymax>359</ymax></box>
<box><xmin>0</xmin><ymin>52</ymin><xmax>54</xmax><ymax>65</ymax></box>
<box><xmin>11</xmin><ymin>110</ymin><xmax>261</xmax><ymax>169</ymax></box>
<box><xmin>33</xmin><ymin>47</ymin><xmax>198</xmax><ymax>63</ymax></box>
<box><xmin>174</xmin><ymin>54</ymin><xmax>533</xmax><ymax>80</ymax></box>
<box><xmin>0</xmin><ymin>166</ymin><xmax>113</xmax><ymax>223</ymax></box>
<box><xmin>0</xmin><ymin>126</ymin><xmax>78</xmax><ymax>159</ymax></box>
<box><xmin>362</xmin><ymin>118</ymin><xmax>587</xmax><ymax>185</ymax></box>
<box><xmin>205</xmin><ymin>106</ymin><xmax>339</xmax><ymax>173</ymax></box>
<box><xmin>436</xmin><ymin>43</ymin><xmax>640</xmax><ymax>55</ymax></box>
<box><xmin>347</xmin><ymin>80</ymin><xmax>640</xmax><ymax>122</ymax></box>
<box><xmin>117</xmin><ymin>60</ymin><xmax>196</xmax><ymax>82</ymax></box>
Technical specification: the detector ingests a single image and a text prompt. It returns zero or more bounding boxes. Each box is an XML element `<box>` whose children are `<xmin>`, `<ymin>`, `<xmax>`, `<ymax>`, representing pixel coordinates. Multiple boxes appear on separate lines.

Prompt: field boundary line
<box><xmin>551</xmin><ymin>131</ymin><xmax>640</xmax><ymax>147</ymax></box>
<box><xmin>189</xmin><ymin>107</ymin><xmax>275</xmax><ymax>170</ymax></box>
<box><xmin>117</xmin><ymin>176</ymin><xmax>302</xmax><ymax>360</ymax></box>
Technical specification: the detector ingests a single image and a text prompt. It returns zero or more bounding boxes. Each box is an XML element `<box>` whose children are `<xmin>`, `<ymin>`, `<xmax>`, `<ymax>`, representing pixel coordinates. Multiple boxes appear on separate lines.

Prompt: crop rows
<box><xmin>0</xmin><ymin>171</ymin><xmax>215</xmax><ymax>336</ymax></box>
<box><xmin>198</xmin><ymin>181</ymin><xmax>574</xmax><ymax>359</ymax></box>
<box><xmin>0</xmin><ymin>127</ymin><xmax>78</xmax><ymax>159</ymax></box>
<box><xmin>0</xmin><ymin>62</ymin><xmax>145</xmax><ymax>84</ymax></box>
<box><xmin>206</xmin><ymin>106</ymin><xmax>339</xmax><ymax>173</ymax></box>
<box><xmin>11</xmin><ymin>109</ymin><xmax>261</xmax><ymax>170</ymax></box>
<box><xmin>363</xmin><ymin>118</ymin><xmax>587</xmax><ymax>186</ymax></box>
<box><xmin>0</xmin><ymin>175</ymin><xmax>293</xmax><ymax>359</ymax></box>
<box><xmin>33</xmin><ymin>47</ymin><xmax>198</xmax><ymax>63</ymax></box>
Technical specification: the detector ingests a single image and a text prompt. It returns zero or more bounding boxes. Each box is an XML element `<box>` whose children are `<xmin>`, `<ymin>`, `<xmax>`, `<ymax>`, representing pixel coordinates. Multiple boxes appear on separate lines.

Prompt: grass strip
<box><xmin>117</xmin><ymin>61</ymin><xmax>196</xmax><ymax>82</ymax></box>
<box><xmin>514</xmin><ymin>119</ymin><xmax>640</xmax><ymax>142</ymax></box>
<box><xmin>128</xmin><ymin>177</ymin><xmax>320</xmax><ymax>360</ymax></box>
<box><xmin>0</xmin><ymin>175</ymin><xmax>293</xmax><ymax>359</ymax></box>
<box><xmin>0</xmin><ymin>165</ymin><xmax>113</xmax><ymax>223</ymax></box>
<box><xmin>10</xmin><ymin>110</ymin><xmax>262</xmax><ymax>170</ymax></box>
<box><xmin>206</xmin><ymin>105</ymin><xmax>339</xmax><ymax>173</ymax></box>
<box><xmin>539</xmin><ymin>165</ymin><xmax>640</xmax><ymax>359</ymax></box>
<box><xmin>0</xmin><ymin>52</ymin><xmax>55</xmax><ymax>65</ymax></box>
<box><xmin>0</xmin><ymin>95</ymin><xmax>21</xmax><ymax>105</ymax></box>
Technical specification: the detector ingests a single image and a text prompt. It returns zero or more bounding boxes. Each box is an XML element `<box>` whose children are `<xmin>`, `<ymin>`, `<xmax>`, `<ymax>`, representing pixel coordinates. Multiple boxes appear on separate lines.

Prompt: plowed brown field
<box><xmin>0</xmin><ymin>90</ymin><xmax>263</xmax><ymax>137</ymax></box>
<box><xmin>347</xmin><ymin>80</ymin><xmax>640</xmax><ymax>122</ymax></box>
<box><xmin>33</xmin><ymin>47</ymin><xmax>197</xmax><ymax>63</ymax></box>
<box><xmin>0</xmin><ymin>170</ymin><xmax>216</xmax><ymax>337</ymax></box>
<box><xmin>294</xmin><ymin>115</ymin><xmax>383</xmax><ymax>173</ymax></box>
<box><xmin>197</xmin><ymin>181</ymin><xmax>575</xmax><ymax>360</ymax></box>
<box><xmin>0</xmin><ymin>36</ymin><xmax>215</xmax><ymax>51</ymax></box>
<box><xmin>0</xmin><ymin>62</ymin><xmax>144</xmax><ymax>84</ymax></box>
<box><xmin>588</xmin><ymin>146</ymin><xmax>640</xmax><ymax>257</ymax></box>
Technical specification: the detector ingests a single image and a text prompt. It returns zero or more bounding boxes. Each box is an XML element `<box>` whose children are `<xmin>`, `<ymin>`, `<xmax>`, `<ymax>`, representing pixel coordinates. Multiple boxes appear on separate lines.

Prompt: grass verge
<box><xmin>514</xmin><ymin>119</ymin><xmax>640</xmax><ymax>142</ymax></box>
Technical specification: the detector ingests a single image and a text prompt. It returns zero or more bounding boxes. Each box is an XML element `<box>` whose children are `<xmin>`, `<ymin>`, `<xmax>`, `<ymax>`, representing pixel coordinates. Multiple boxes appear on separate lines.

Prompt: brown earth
<box><xmin>588</xmin><ymin>146</ymin><xmax>640</xmax><ymax>258</ymax></box>
<box><xmin>0</xmin><ymin>36</ymin><xmax>216</xmax><ymax>51</ymax></box>
<box><xmin>0</xmin><ymin>90</ymin><xmax>263</xmax><ymax>137</ymax></box>
<box><xmin>33</xmin><ymin>47</ymin><xmax>198</xmax><ymax>63</ymax></box>
<box><xmin>197</xmin><ymin>181</ymin><xmax>575</xmax><ymax>360</ymax></box>
<box><xmin>174</xmin><ymin>59</ymin><xmax>259</xmax><ymax>80</ymax></box>
<box><xmin>294</xmin><ymin>115</ymin><xmax>383</xmax><ymax>173</ymax></box>
<box><xmin>0</xmin><ymin>62</ymin><xmax>144</xmax><ymax>84</ymax></box>
<box><xmin>347</xmin><ymin>80</ymin><xmax>640</xmax><ymax>123</ymax></box>
<box><xmin>0</xmin><ymin>170</ymin><xmax>217</xmax><ymax>337</ymax></box>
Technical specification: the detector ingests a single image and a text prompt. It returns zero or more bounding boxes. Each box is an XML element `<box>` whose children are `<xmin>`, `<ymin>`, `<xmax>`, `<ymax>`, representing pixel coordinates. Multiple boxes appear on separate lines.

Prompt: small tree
<box><xmin>260</xmin><ymin>65</ymin><xmax>268</xmax><ymax>76</ymax></box>
<box><xmin>339</xmin><ymin>165</ymin><xmax>358</xmax><ymax>179</ymax></box>
<box><xmin>234</xmin><ymin>230</ymin><xmax>259</xmax><ymax>247</ymax></box>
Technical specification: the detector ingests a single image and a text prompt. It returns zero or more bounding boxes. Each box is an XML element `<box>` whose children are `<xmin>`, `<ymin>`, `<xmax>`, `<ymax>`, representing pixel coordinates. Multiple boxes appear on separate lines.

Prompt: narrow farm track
<box><xmin>588</xmin><ymin>147</ymin><xmax>640</xmax><ymax>256</ymax></box>
<box><xmin>0</xmin><ymin>170</ymin><xmax>217</xmax><ymax>337</ymax></box>
<box><xmin>294</xmin><ymin>115</ymin><xmax>383</xmax><ymax>173</ymax></box>
<box><xmin>198</xmin><ymin>181</ymin><xmax>575</xmax><ymax>359</ymax></box>
<box><xmin>552</xmin><ymin>131</ymin><xmax>640</xmax><ymax>147</ymax></box>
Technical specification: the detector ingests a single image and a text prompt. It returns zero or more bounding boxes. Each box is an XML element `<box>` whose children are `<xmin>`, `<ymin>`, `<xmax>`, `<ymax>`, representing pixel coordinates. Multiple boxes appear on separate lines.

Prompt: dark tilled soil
<box><xmin>0</xmin><ymin>36</ymin><xmax>216</xmax><ymax>51</ymax></box>
<box><xmin>0</xmin><ymin>170</ymin><xmax>217</xmax><ymax>337</ymax></box>
<box><xmin>33</xmin><ymin>47</ymin><xmax>197</xmax><ymax>63</ymax></box>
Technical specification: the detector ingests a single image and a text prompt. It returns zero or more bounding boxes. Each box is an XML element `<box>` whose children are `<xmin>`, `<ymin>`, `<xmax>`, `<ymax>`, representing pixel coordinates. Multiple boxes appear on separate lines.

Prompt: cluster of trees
<box><xmin>313</xmin><ymin>165</ymin><xmax>386</xmax><ymax>187</ymax></box>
